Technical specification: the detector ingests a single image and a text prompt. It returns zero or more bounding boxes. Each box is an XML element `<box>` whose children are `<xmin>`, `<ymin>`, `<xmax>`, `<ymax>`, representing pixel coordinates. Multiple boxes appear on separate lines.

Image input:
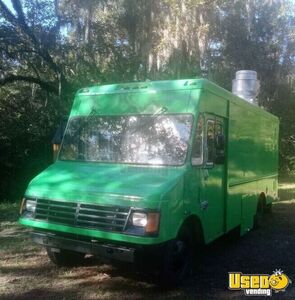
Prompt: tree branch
<box><xmin>0</xmin><ymin>0</ymin><xmax>19</xmax><ymax>27</ymax></box>
<box><xmin>12</xmin><ymin>0</ymin><xmax>26</xmax><ymax>24</ymax></box>
<box><xmin>0</xmin><ymin>75</ymin><xmax>58</xmax><ymax>94</ymax></box>
<box><xmin>10</xmin><ymin>0</ymin><xmax>61</xmax><ymax>75</ymax></box>
<box><xmin>0</xmin><ymin>0</ymin><xmax>69</xmax><ymax>95</ymax></box>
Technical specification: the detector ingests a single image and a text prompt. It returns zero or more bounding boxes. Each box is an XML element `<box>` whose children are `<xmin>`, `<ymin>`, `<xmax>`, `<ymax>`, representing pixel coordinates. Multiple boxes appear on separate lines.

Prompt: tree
<box><xmin>0</xmin><ymin>0</ymin><xmax>294</xmax><ymax>201</ymax></box>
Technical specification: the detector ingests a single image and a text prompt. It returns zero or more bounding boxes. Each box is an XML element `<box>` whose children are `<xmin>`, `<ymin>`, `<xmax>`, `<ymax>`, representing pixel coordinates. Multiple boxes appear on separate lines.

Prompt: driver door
<box><xmin>191</xmin><ymin>114</ymin><xmax>227</xmax><ymax>242</ymax></box>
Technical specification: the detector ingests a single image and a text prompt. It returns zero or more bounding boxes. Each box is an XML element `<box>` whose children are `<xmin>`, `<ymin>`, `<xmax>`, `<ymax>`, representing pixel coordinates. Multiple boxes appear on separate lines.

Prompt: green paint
<box><xmin>19</xmin><ymin>78</ymin><xmax>279</xmax><ymax>247</ymax></box>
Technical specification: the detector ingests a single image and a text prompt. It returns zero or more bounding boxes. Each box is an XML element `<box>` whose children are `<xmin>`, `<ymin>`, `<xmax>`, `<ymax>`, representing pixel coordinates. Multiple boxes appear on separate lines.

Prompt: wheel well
<box><xmin>178</xmin><ymin>215</ymin><xmax>204</xmax><ymax>246</ymax></box>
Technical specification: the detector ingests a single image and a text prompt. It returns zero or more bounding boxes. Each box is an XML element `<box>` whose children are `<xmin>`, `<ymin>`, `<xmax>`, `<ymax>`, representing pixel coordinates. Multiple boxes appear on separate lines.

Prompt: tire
<box><xmin>226</xmin><ymin>226</ymin><xmax>241</xmax><ymax>242</ymax></box>
<box><xmin>264</xmin><ymin>202</ymin><xmax>272</xmax><ymax>214</ymax></box>
<box><xmin>253</xmin><ymin>197</ymin><xmax>265</xmax><ymax>229</ymax></box>
<box><xmin>158</xmin><ymin>228</ymin><xmax>193</xmax><ymax>287</ymax></box>
<box><xmin>46</xmin><ymin>247</ymin><xmax>85</xmax><ymax>267</ymax></box>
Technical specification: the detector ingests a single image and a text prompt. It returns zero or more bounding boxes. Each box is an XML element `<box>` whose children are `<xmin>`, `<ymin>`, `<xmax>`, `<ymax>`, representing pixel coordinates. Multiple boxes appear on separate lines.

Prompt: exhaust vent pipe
<box><xmin>232</xmin><ymin>70</ymin><xmax>260</xmax><ymax>105</ymax></box>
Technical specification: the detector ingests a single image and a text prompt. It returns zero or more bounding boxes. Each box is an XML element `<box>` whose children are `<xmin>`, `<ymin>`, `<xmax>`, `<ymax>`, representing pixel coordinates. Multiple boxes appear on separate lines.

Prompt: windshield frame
<box><xmin>57</xmin><ymin>113</ymin><xmax>195</xmax><ymax>167</ymax></box>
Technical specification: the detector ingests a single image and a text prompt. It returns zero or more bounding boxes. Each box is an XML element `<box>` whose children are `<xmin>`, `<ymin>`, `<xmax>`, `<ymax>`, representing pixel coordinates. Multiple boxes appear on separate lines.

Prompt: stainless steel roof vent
<box><xmin>232</xmin><ymin>70</ymin><xmax>260</xmax><ymax>105</ymax></box>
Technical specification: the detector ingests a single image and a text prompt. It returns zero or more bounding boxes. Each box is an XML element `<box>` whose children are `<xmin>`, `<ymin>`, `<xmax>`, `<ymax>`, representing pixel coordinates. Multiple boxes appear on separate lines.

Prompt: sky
<box><xmin>3</xmin><ymin>0</ymin><xmax>13</xmax><ymax>12</ymax></box>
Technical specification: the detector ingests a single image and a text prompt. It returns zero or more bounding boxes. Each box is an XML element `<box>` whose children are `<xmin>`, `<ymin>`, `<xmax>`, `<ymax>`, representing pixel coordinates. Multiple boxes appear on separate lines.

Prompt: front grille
<box><xmin>34</xmin><ymin>198</ymin><xmax>130</xmax><ymax>232</ymax></box>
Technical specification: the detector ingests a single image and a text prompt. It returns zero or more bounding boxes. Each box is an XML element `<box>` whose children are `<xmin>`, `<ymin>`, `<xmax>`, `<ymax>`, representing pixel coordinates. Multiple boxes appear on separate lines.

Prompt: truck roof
<box><xmin>74</xmin><ymin>78</ymin><xmax>278</xmax><ymax>120</ymax></box>
<box><xmin>77</xmin><ymin>78</ymin><xmax>211</xmax><ymax>95</ymax></box>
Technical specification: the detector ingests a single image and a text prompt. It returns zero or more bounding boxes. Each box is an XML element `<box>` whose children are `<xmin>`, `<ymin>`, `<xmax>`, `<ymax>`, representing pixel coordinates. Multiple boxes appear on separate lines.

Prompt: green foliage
<box><xmin>0</xmin><ymin>0</ymin><xmax>294</xmax><ymax>201</ymax></box>
<box><xmin>0</xmin><ymin>84</ymin><xmax>61</xmax><ymax>200</ymax></box>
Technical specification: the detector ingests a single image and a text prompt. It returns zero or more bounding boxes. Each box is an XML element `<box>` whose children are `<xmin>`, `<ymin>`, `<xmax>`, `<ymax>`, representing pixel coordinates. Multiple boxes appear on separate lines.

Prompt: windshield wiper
<box><xmin>152</xmin><ymin>106</ymin><xmax>168</xmax><ymax>116</ymax></box>
<box><xmin>129</xmin><ymin>106</ymin><xmax>168</xmax><ymax>134</ymax></box>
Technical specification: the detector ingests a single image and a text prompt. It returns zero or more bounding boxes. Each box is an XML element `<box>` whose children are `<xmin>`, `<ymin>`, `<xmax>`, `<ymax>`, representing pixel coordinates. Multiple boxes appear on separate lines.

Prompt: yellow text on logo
<box><xmin>229</xmin><ymin>273</ymin><xmax>270</xmax><ymax>289</ymax></box>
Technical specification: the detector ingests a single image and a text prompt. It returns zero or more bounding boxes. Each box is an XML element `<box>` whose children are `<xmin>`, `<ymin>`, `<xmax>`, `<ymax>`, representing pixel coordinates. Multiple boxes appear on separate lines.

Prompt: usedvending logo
<box><xmin>228</xmin><ymin>269</ymin><xmax>291</xmax><ymax>296</ymax></box>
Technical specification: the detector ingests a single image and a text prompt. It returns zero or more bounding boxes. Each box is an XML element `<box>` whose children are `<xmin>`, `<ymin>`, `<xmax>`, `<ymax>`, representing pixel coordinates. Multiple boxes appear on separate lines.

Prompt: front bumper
<box><xmin>19</xmin><ymin>217</ymin><xmax>164</xmax><ymax>245</ymax></box>
<box><xmin>32</xmin><ymin>231</ymin><xmax>135</xmax><ymax>263</ymax></box>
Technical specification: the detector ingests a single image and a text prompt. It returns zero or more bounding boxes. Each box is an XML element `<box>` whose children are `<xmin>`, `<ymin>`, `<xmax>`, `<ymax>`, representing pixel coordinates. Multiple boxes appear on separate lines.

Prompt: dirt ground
<box><xmin>1</xmin><ymin>181</ymin><xmax>295</xmax><ymax>300</ymax></box>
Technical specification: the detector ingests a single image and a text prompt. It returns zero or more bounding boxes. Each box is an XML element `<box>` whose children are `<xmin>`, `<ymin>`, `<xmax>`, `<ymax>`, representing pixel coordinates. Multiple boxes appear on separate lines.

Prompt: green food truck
<box><xmin>19</xmin><ymin>77</ymin><xmax>279</xmax><ymax>285</ymax></box>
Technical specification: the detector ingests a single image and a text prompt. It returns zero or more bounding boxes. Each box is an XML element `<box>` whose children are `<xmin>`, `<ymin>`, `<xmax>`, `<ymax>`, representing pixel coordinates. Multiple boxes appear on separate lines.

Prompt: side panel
<box><xmin>227</xmin><ymin>176</ymin><xmax>278</xmax><ymax>234</ymax></box>
<box><xmin>187</xmin><ymin>88</ymin><xmax>279</xmax><ymax>239</ymax></box>
<box><xmin>241</xmin><ymin>193</ymin><xmax>257</xmax><ymax>235</ymax></box>
<box><xmin>226</xmin><ymin>100</ymin><xmax>279</xmax><ymax>232</ymax></box>
<box><xmin>227</xmin><ymin>101</ymin><xmax>278</xmax><ymax>186</ymax></box>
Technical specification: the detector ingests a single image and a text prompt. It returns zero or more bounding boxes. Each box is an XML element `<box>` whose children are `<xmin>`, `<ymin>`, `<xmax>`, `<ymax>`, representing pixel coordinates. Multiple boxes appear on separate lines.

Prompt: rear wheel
<box><xmin>254</xmin><ymin>195</ymin><xmax>266</xmax><ymax>229</ymax></box>
<box><xmin>264</xmin><ymin>202</ymin><xmax>272</xmax><ymax>214</ymax></box>
<box><xmin>46</xmin><ymin>247</ymin><xmax>85</xmax><ymax>267</ymax></box>
<box><xmin>158</xmin><ymin>228</ymin><xmax>193</xmax><ymax>287</ymax></box>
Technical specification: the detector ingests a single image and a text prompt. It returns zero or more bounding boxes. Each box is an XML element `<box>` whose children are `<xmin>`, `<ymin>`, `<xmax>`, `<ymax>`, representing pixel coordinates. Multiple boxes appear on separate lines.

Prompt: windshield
<box><xmin>59</xmin><ymin>114</ymin><xmax>193</xmax><ymax>165</ymax></box>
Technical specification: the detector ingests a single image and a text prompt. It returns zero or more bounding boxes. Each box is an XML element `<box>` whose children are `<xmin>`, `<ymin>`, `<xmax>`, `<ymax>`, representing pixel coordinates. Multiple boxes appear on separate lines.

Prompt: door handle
<box><xmin>200</xmin><ymin>200</ymin><xmax>209</xmax><ymax>210</ymax></box>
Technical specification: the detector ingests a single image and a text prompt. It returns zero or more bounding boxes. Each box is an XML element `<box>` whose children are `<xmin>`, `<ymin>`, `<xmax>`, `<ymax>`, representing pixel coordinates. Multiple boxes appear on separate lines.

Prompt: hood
<box><xmin>25</xmin><ymin>161</ymin><xmax>186</xmax><ymax>205</ymax></box>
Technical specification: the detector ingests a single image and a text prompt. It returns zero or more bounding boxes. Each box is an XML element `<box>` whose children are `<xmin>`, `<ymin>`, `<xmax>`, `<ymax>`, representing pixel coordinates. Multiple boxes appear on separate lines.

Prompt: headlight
<box><xmin>25</xmin><ymin>199</ymin><xmax>36</xmax><ymax>212</ymax></box>
<box><xmin>130</xmin><ymin>211</ymin><xmax>160</xmax><ymax>235</ymax></box>
<box><xmin>132</xmin><ymin>212</ymin><xmax>147</xmax><ymax>227</ymax></box>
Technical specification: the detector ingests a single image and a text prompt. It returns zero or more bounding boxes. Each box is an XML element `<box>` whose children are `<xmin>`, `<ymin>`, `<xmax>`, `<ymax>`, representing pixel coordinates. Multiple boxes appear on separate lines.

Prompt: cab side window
<box><xmin>206</xmin><ymin>120</ymin><xmax>215</xmax><ymax>164</ymax></box>
<box><xmin>206</xmin><ymin>119</ymin><xmax>225</xmax><ymax>165</ymax></box>
<box><xmin>192</xmin><ymin>116</ymin><xmax>225</xmax><ymax>166</ymax></box>
<box><xmin>215</xmin><ymin>122</ymin><xmax>225</xmax><ymax>162</ymax></box>
<box><xmin>191</xmin><ymin>116</ymin><xmax>204</xmax><ymax>165</ymax></box>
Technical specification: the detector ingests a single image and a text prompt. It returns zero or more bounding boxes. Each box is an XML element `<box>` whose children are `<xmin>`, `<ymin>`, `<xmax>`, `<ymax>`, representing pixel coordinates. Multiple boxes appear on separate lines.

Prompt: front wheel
<box><xmin>46</xmin><ymin>247</ymin><xmax>85</xmax><ymax>267</ymax></box>
<box><xmin>158</xmin><ymin>228</ymin><xmax>193</xmax><ymax>287</ymax></box>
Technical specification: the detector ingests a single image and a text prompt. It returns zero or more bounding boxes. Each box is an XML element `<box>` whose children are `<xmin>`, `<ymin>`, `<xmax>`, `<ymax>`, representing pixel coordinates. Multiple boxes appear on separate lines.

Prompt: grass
<box><xmin>0</xmin><ymin>201</ymin><xmax>19</xmax><ymax>222</ymax></box>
